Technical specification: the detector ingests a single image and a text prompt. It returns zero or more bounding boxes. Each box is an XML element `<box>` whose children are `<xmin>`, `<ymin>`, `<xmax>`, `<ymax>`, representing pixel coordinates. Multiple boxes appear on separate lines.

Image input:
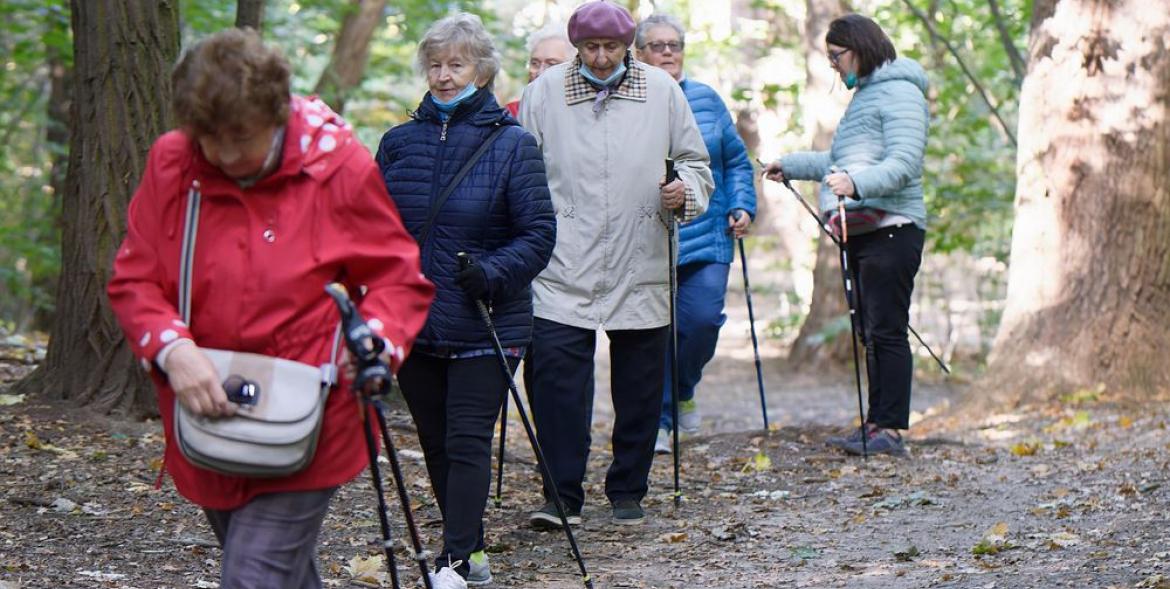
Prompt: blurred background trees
<box><xmin>5</xmin><ymin>0</ymin><xmax>1163</xmax><ymax>414</ymax></box>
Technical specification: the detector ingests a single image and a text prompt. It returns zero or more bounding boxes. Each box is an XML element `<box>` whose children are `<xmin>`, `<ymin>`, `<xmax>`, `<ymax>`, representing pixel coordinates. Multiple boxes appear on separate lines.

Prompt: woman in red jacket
<box><xmin>107</xmin><ymin>29</ymin><xmax>434</xmax><ymax>588</ymax></box>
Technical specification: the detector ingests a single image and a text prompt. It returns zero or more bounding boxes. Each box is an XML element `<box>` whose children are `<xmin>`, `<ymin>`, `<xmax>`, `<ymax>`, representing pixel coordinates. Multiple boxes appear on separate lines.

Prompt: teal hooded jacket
<box><xmin>780</xmin><ymin>57</ymin><xmax>929</xmax><ymax>229</ymax></box>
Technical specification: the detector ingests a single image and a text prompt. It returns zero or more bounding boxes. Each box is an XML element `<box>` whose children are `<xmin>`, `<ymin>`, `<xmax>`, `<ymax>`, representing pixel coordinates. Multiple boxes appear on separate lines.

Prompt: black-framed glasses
<box><xmin>223</xmin><ymin>375</ymin><xmax>260</xmax><ymax>406</ymax></box>
<box><xmin>645</xmin><ymin>41</ymin><xmax>684</xmax><ymax>54</ymax></box>
<box><xmin>828</xmin><ymin>48</ymin><xmax>850</xmax><ymax>64</ymax></box>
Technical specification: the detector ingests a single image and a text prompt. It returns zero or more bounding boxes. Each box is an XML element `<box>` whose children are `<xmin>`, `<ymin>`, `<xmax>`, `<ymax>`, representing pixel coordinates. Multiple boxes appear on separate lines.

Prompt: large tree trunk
<box><xmin>787</xmin><ymin>0</ymin><xmax>853</xmax><ymax>371</ymax></box>
<box><xmin>235</xmin><ymin>0</ymin><xmax>265</xmax><ymax>31</ymax></box>
<box><xmin>313</xmin><ymin>0</ymin><xmax>389</xmax><ymax>113</ymax></box>
<box><xmin>12</xmin><ymin>1</ymin><xmax>180</xmax><ymax>416</ymax></box>
<box><xmin>986</xmin><ymin>0</ymin><xmax>1170</xmax><ymax>402</ymax></box>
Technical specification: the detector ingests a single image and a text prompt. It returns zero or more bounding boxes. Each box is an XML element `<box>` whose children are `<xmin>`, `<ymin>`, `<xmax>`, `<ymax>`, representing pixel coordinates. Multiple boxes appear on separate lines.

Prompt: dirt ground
<box><xmin>2</xmin><ymin>270</ymin><xmax>1169</xmax><ymax>588</ymax></box>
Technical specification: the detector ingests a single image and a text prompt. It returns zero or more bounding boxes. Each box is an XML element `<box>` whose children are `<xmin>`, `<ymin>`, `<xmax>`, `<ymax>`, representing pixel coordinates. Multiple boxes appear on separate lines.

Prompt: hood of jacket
<box><xmin>861</xmin><ymin>57</ymin><xmax>928</xmax><ymax>94</ymax></box>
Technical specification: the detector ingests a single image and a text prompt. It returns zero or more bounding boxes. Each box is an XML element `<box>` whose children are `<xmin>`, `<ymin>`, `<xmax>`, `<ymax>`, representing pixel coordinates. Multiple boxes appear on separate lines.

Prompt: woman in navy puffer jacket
<box><xmin>376</xmin><ymin>13</ymin><xmax>554</xmax><ymax>588</ymax></box>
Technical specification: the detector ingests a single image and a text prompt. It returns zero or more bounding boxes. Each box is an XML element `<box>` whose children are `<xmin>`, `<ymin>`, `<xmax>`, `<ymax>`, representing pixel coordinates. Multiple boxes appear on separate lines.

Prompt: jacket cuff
<box><xmin>133</xmin><ymin>319</ymin><xmax>195</xmax><ymax>373</ymax></box>
<box><xmin>679</xmin><ymin>184</ymin><xmax>700</xmax><ymax>223</ymax></box>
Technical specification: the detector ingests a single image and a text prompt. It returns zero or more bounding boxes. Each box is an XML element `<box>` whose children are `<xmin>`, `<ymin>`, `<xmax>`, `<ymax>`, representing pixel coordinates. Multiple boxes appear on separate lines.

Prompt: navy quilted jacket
<box><xmin>677</xmin><ymin>79</ymin><xmax>757</xmax><ymax>266</ymax></box>
<box><xmin>376</xmin><ymin>89</ymin><xmax>555</xmax><ymax>351</ymax></box>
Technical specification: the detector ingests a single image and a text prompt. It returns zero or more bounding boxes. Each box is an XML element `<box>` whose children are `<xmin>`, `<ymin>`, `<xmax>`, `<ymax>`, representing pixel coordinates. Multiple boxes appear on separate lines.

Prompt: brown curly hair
<box><xmin>172</xmin><ymin>28</ymin><xmax>291</xmax><ymax>137</ymax></box>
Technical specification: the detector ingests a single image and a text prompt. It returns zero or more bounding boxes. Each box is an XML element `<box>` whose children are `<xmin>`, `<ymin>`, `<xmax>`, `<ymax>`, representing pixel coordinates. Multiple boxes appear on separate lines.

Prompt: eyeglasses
<box><xmin>223</xmin><ymin>375</ymin><xmax>261</xmax><ymax>406</ymax></box>
<box><xmin>644</xmin><ymin>41</ymin><xmax>684</xmax><ymax>54</ymax></box>
<box><xmin>828</xmin><ymin>48</ymin><xmax>850</xmax><ymax>64</ymax></box>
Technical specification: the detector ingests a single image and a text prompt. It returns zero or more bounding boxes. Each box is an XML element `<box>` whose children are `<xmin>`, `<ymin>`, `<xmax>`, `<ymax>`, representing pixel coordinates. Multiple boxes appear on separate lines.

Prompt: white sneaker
<box><xmin>654</xmin><ymin>428</ymin><xmax>671</xmax><ymax>454</ymax></box>
<box><xmin>678</xmin><ymin>399</ymin><xmax>700</xmax><ymax>434</ymax></box>
<box><xmin>424</xmin><ymin>566</ymin><xmax>468</xmax><ymax>589</ymax></box>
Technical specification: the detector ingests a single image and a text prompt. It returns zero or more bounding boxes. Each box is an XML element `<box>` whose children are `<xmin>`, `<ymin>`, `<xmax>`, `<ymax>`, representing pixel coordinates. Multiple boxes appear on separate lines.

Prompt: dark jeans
<box><xmin>397</xmin><ymin>352</ymin><xmax>514</xmax><ymax>574</ymax></box>
<box><xmin>661</xmin><ymin>262</ymin><xmax>729</xmax><ymax>429</ymax></box>
<box><xmin>204</xmin><ymin>488</ymin><xmax>336</xmax><ymax>589</ymax></box>
<box><xmin>528</xmin><ymin>318</ymin><xmax>668</xmax><ymax>511</ymax></box>
<box><xmin>849</xmin><ymin>224</ymin><xmax>925</xmax><ymax>430</ymax></box>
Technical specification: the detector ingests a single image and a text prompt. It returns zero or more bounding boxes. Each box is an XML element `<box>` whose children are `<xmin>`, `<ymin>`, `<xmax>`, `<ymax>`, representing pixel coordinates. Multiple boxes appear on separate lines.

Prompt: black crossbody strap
<box><xmin>417</xmin><ymin>124</ymin><xmax>510</xmax><ymax>245</ymax></box>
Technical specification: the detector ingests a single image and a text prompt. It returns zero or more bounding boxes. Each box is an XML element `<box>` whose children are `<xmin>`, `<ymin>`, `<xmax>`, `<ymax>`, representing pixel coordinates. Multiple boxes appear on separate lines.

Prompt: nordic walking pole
<box><xmin>831</xmin><ymin>175</ymin><xmax>869</xmax><ymax>459</ymax></box>
<box><xmin>665</xmin><ymin>159</ymin><xmax>683</xmax><ymax>509</ymax></box>
<box><xmin>456</xmin><ymin>254</ymin><xmax>595</xmax><ymax>589</ymax></box>
<box><xmin>493</xmin><ymin>382</ymin><xmax>507</xmax><ymax>507</ymax></box>
<box><xmin>732</xmin><ymin>210</ymin><xmax>770</xmax><ymax>431</ymax></box>
<box><xmin>754</xmin><ymin>159</ymin><xmax>949</xmax><ymax>373</ymax></box>
<box><xmin>325</xmin><ymin>283</ymin><xmax>432</xmax><ymax>589</ymax></box>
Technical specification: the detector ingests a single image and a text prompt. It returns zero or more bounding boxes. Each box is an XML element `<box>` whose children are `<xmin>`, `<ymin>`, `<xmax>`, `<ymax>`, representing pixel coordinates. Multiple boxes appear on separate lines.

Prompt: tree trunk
<box><xmin>787</xmin><ymin>0</ymin><xmax>853</xmax><ymax>371</ymax></box>
<box><xmin>235</xmin><ymin>0</ymin><xmax>265</xmax><ymax>31</ymax></box>
<box><xmin>312</xmin><ymin>0</ymin><xmax>388</xmax><ymax>113</ymax></box>
<box><xmin>985</xmin><ymin>0</ymin><xmax>1170</xmax><ymax>402</ymax></box>
<box><xmin>34</xmin><ymin>6</ymin><xmax>72</xmax><ymax>332</ymax></box>
<box><xmin>12</xmin><ymin>0</ymin><xmax>180</xmax><ymax>416</ymax></box>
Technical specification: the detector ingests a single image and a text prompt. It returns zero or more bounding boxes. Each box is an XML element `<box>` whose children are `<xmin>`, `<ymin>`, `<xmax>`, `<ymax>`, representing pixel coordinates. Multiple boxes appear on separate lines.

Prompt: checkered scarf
<box><xmin>564</xmin><ymin>53</ymin><xmax>648</xmax><ymax>114</ymax></box>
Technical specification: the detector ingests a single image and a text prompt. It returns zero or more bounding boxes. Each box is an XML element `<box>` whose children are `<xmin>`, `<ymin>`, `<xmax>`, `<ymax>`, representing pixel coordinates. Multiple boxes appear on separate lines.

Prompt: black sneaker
<box><xmin>528</xmin><ymin>501</ymin><xmax>582</xmax><ymax>530</ymax></box>
<box><xmin>611</xmin><ymin>499</ymin><xmax>645</xmax><ymax>526</ymax></box>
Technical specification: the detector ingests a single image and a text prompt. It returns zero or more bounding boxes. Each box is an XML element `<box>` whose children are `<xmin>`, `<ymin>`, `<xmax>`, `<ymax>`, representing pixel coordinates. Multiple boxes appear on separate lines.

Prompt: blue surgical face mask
<box><xmin>579</xmin><ymin>62</ymin><xmax>627</xmax><ymax>87</ymax></box>
<box><xmin>844</xmin><ymin>72</ymin><xmax>859</xmax><ymax>89</ymax></box>
<box><xmin>431</xmin><ymin>82</ymin><xmax>479</xmax><ymax>112</ymax></box>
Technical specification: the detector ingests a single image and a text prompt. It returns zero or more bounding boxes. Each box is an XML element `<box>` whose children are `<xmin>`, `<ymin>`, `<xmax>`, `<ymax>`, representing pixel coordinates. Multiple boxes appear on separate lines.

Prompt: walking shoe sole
<box><xmin>611</xmin><ymin>514</ymin><xmax>645</xmax><ymax>526</ymax></box>
<box><xmin>466</xmin><ymin>574</ymin><xmax>491</xmax><ymax>587</ymax></box>
<box><xmin>529</xmin><ymin>510</ymin><xmax>581</xmax><ymax>530</ymax></box>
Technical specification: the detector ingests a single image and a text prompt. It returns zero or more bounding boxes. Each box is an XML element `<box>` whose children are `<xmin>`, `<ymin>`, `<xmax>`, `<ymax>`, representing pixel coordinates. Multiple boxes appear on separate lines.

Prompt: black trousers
<box><xmin>528</xmin><ymin>318</ymin><xmax>668</xmax><ymax>511</ymax></box>
<box><xmin>397</xmin><ymin>352</ymin><xmax>516</xmax><ymax>572</ymax></box>
<box><xmin>849</xmin><ymin>224</ymin><xmax>925</xmax><ymax>430</ymax></box>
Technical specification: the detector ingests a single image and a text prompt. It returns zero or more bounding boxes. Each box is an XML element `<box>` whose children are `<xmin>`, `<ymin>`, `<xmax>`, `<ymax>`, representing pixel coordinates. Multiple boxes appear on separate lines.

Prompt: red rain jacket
<box><xmin>108</xmin><ymin>96</ymin><xmax>434</xmax><ymax>510</ymax></box>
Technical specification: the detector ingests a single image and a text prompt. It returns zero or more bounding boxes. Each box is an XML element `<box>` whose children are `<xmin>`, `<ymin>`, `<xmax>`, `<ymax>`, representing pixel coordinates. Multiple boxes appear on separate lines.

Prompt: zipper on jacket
<box><xmin>440</xmin><ymin>121</ymin><xmax>448</xmax><ymax>142</ymax></box>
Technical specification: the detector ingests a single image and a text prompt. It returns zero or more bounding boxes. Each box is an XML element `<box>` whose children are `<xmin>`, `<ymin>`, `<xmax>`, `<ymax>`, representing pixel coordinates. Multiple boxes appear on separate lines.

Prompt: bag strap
<box><xmin>177</xmin><ymin>182</ymin><xmax>344</xmax><ymax>375</ymax></box>
<box><xmin>417</xmin><ymin>124</ymin><xmax>510</xmax><ymax>245</ymax></box>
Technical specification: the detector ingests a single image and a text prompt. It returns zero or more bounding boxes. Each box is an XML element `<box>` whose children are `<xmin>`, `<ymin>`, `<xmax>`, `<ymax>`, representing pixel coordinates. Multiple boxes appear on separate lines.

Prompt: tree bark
<box><xmin>787</xmin><ymin>0</ymin><xmax>853</xmax><ymax>371</ymax></box>
<box><xmin>312</xmin><ymin>0</ymin><xmax>389</xmax><ymax>113</ymax></box>
<box><xmin>12</xmin><ymin>0</ymin><xmax>180</xmax><ymax>416</ymax></box>
<box><xmin>235</xmin><ymin>0</ymin><xmax>265</xmax><ymax>31</ymax></box>
<box><xmin>986</xmin><ymin>0</ymin><xmax>1170</xmax><ymax>402</ymax></box>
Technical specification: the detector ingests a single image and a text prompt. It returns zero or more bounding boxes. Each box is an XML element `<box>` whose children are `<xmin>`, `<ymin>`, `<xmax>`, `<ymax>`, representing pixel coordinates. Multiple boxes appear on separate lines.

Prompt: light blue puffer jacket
<box><xmin>780</xmin><ymin>58</ymin><xmax>929</xmax><ymax>228</ymax></box>
<box><xmin>677</xmin><ymin>79</ymin><xmax>757</xmax><ymax>266</ymax></box>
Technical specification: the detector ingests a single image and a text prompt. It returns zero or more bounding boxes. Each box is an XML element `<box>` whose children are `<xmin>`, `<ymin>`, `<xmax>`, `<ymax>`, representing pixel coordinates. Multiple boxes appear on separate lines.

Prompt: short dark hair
<box><xmin>825</xmin><ymin>14</ymin><xmax>896</xmax><ymax>78</ymax></box>
<box><xmin>172</xmin><ymin>28</ymin><xmax>291</xmax><ymax>138</ymax></box>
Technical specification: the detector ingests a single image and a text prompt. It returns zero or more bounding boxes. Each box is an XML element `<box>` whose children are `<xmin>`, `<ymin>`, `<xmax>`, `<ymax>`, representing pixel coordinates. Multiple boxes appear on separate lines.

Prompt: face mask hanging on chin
<box><xmin>844</xmin><ymin>72</ymin><xmax>859</xmax><ymax>89</ymax></box>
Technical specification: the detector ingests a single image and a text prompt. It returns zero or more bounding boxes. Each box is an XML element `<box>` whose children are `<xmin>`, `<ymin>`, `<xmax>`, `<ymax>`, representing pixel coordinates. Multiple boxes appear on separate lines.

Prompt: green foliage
<box><xmin>876</xmin><ymin>0</ymin><xmax>1028</xmax><ymax>260</ymax></box>
<box><xmin>0</xmin><ymin>0</ymin><xmax>69</xmax><ymax>331</ymax></box>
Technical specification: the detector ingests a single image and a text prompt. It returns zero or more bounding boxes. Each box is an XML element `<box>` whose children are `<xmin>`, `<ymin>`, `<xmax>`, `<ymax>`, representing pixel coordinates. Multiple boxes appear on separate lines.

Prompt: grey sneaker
<box><xmin>842</xmin><ymin>428</ymin><xmax>908</xmax><ymax>457</ymax></box>
<box><xmin>654</xmin><ymin>428</ymin><xmax>672</xmax><ymax>454</ymax></box>
<box><xmin>528</xmin><ymin>501</ymin><xmax>582</xmax><ymax>530</ymax></box>
<box><xmin>466</xmin><ymin>551</ymin><xmax>490</xmax><ymax>587</ymax></box>
<box><xmin>825</xmin><ymin>425</ymin><xmax>868</xmax><ymax>449</ymax></box>
<box><xmin>678</xmin><ymin>399</ymin><xmax>700</xmax><ymax>434</ymax></box>
<box><xmin>611</xmin><ymin>499</ymin><xmax>645</xmax><ymax>525</ymax></box>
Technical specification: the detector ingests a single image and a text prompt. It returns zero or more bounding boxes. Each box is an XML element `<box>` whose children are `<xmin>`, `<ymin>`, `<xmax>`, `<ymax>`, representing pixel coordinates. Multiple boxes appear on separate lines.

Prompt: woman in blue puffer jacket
<box><xmin>765</xmin><ymin>13</ymin><xmax>929</xmax><ymax>457</ymax></box>
<box><xmin>375</xmin><ymin>13</ymin><xmax>554</xmax><ymax>588</ymax></box>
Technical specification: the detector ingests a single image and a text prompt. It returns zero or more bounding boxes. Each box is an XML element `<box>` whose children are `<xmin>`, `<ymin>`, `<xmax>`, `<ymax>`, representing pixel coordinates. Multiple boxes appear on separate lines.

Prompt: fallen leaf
<box><xmin>658</xmin><ymin>532</ymin><xmax>688</xmax><ymax>543</ymax></box>
<box><xmin>0</xmin><ymin>394</ymin><xmax>25</xmax><ymax>406</ymax></box>
<box><xmin>894</xmin><ymin>545</ymin><xmax>920</xmax><ymax>562</ymax></box>
<box><xmin>345</xmin><ymin>554</ymin><xmax>386</xmax><ymax>585</ymax></box>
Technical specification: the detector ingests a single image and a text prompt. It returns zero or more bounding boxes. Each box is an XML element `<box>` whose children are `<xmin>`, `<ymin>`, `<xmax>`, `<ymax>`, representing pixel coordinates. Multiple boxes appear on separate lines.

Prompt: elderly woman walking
<box><xmin>764</xmin><ymin>14</ymin><xmax>929</xmax><ymax>457</ymax></box>
<box><xmin>107</xmin><ymin>29</ymin><xmax>434</xmax><ymax>588</ymax></box>
<box><xmin>376</xmin><ymin>13</ymin><xmax>555</xmax><ymax>589</ymax></box>
<box><xmin>635</xmin><ymin>13</ymin><xmax>758</xmax><ymax>452</ymax></box>
<box><xmin>519</xmin><ymin>0</ymin><xmax>712</xmax><ymax>528</ymax></box>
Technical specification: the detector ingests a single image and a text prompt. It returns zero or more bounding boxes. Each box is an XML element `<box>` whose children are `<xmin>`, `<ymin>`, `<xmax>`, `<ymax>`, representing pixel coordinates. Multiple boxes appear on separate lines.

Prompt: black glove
<box><xmin>454</xmin><ymin>264</ymin><xmax>490</xmax><ymax>301</ymax></box>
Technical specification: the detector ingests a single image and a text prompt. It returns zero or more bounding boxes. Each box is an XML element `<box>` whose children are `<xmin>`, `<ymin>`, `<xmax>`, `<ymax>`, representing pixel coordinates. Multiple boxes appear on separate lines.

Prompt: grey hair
<box><xmin>634</xmin><ymin>13</ymin><xmax>686</xmax><ymax>49</ymax></box>
<box><xmin>526</xmin><ymin>22</ymin><xmax>572</xmax><ymax>54</ymax></box>
<box><xmin>416</xmin><ymin>13</ymin><xmax>501</xmax><ymax>88</ymax></box>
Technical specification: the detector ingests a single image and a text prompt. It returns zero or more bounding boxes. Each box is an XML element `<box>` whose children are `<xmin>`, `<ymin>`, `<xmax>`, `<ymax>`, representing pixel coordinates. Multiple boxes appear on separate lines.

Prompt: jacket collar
<box><xmin>413</xmin><ymin>87</ymin><xmax>508</xmax><ymax>127</ymax></box>
<box><xmin>564</xmin><ymin>53</ymin><xmax>648</xmax><ymax>106</ymax></box>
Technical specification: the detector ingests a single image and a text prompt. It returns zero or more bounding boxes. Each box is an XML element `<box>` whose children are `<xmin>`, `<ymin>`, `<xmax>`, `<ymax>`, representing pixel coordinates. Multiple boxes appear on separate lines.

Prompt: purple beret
<box><xmin>567</xmin><ymin>1</ymin><xmax>636</xmax><ymax>47</ymax></box>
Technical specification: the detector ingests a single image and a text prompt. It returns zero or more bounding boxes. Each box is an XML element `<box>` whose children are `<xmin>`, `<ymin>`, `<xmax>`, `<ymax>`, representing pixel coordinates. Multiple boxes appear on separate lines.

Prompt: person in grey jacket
<box><xmin>764</xmin><ymin>13</ymin><xmax>929</xmax><ymax>457</ymax></box>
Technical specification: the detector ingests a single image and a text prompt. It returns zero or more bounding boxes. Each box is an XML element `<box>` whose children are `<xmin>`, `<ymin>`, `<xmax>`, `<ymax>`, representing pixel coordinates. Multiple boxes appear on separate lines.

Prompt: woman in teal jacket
<box><xmin>765</xmin><ymin>14</ymin><xmax>928</xmax><ymax>456</ymax></box>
